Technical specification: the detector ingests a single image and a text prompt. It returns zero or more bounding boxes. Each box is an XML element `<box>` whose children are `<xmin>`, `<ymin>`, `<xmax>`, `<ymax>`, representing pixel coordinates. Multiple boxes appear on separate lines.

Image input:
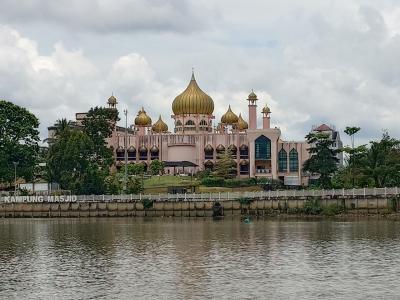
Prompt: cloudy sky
<box><xmin>1</xmin><ymin>0</ymin><xmax>400</xmax><ymax>146</ymax></box>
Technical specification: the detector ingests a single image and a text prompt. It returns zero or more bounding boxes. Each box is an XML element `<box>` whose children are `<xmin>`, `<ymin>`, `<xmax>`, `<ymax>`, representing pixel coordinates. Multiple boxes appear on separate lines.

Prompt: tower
<box><xmin>247</xmin><ymin>90</ymin><xmax>258</xmax><ymax>130</ymax></box>
<box><xmin>107</xmin><ymin>94</ymin><xmax>117</xmax><ymax>109</ymax></box>
<box><xmin>262</xmin><ymin>104</ymin><xmax>271</xmax><ymax>129</ymax></box>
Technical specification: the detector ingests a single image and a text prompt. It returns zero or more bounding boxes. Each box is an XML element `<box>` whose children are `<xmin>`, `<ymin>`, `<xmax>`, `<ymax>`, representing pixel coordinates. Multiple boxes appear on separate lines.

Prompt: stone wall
<box><xmin>0</xmin><ymin>195</ymin><xmax>399</xmax><ymax>218</ymax></box>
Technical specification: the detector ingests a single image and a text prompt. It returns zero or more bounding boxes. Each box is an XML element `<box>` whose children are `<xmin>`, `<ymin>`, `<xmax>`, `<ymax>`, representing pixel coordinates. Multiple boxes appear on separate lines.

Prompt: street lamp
<box><xmin>13</xmin><ymin>161</ymin><xmax>19</xmax><ymax>196</ymax></box>
<box><xmin>123</xmin><ymin>109</ymin><xmax>128</xmax><ymax>193</ymax></box>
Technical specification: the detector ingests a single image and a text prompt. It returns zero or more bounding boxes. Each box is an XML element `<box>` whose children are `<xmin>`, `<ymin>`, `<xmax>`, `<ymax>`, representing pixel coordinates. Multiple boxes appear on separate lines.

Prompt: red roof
<box><xmin>314</xmin><ymin>124</ymin><xmax>332</xmax><ymax>131</ymax></box>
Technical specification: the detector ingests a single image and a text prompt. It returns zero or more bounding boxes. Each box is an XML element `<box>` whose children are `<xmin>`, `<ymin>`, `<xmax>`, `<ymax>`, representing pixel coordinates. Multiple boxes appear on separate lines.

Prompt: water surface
<box><xmin>0</xmin><ymin>217</ymin><xmax>399</xmax><ymax>299</ymax></box>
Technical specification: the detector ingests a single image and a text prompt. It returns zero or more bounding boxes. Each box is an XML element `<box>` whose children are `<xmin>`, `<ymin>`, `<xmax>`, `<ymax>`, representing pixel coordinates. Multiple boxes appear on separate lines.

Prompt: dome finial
<box><xmin>191</xmin><ymin>67</ymin><xmax>195</xmax><ymax>81</ymax></box>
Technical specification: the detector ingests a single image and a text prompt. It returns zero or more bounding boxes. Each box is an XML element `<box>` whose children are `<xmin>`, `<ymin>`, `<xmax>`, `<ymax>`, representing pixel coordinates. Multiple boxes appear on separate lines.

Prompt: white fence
<box><xmin>0</xmin><ymin>187</ymin><xmax>399</xmax><ymax>203</ymax></box>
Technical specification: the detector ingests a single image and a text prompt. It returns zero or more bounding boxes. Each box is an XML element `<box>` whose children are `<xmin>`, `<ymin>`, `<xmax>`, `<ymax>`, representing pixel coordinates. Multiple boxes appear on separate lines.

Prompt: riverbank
<box><xmin>1</xmin><ymin>196</ymin><xmax>399</xmax><ymax>218</ymax></box>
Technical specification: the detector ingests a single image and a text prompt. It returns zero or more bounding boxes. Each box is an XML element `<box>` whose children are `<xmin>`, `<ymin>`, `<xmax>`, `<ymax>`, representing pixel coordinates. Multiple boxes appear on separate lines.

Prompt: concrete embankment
<box><xmin>0</xmin><ymin>195</ymin><xmax>399</xmax><ymax>218</ymax></box>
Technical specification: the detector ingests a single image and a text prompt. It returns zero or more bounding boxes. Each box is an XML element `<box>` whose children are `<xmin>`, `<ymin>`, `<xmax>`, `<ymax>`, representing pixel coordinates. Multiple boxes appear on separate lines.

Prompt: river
<box><xmin>0</xmin><ymin>218</ymin><xmax>399</xmax><ymax>299</ymax></box>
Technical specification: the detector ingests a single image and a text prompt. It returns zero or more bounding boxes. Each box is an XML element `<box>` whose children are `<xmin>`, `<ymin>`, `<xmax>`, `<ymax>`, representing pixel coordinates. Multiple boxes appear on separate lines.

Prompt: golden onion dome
<box><xmin>248</xmin><ymin>90</ymin><xmax>258</xmax><ymax>101</ymax></box>
<box><xmin>135</xmin><ymin>107</ymin><xmax>152</xmax><ymax>126</ymax></box>
<box><xmin>221</xmin><ymin>105</ymin><xmax>239</xmax><ymax>125</ymax></box>
<box><xmin>152</xmin><ymin>115</ymin><xmax>168</xmax><ymax>133</ymax></box>
<box><xmin>108</xmin><ymin>95</ymin><xmax>117</xmax><ymax>105</ymax></box>
<box><xmin>262</xmin><ymin>104</ymin><xmax>271</xmax><ymax>114</ymax></box>
<box><xmin>237</xmin><ymin>113</ymin><xmax>248</xmax><ymax>131</ymax></box>
<box><xmin>172</xmin><ymin>72</ymin><xmax>214</xmax><ymax>115</ymax></box>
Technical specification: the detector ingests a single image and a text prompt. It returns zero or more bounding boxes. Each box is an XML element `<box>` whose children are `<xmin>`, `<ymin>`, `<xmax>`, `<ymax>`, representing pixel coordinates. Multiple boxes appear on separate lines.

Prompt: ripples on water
<box><xmin>0</xmin><ymin>218</ymin><xmax>399</xmax><ymax>299</ymax></box>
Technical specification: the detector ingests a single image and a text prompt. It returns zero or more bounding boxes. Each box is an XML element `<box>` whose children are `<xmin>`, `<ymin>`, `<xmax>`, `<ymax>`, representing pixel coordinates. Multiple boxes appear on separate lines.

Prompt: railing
<box><xmin>0</xmin><ymin>187</ymin><xmax>399</xmax><ymax>203</ymax></box>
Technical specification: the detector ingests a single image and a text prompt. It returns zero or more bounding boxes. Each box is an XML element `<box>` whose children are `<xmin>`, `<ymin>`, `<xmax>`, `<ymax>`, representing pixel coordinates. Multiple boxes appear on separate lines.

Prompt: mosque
<box><xmin>103</xmin><ymin>72</ymin><xmax>311</xmax><ymax>186</ymax></box>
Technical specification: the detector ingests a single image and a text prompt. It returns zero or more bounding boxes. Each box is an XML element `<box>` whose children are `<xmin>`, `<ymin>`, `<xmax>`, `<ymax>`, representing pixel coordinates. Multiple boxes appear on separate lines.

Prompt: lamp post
<box><xmin>123</xmin><ymin>109</ymin><xmax>128</xmax><ymax>193</ymax></box>
<box><xmin>13</xmin><ymin>161</ymin><xmax>19</xmax><ymax>196</ymax></box>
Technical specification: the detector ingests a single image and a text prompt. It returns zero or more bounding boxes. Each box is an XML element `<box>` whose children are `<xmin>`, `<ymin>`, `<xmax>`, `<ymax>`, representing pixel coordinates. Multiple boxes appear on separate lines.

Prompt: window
<box><xmin>204</xmin><ymin>145</ymin><xmax>213</xmax><ymax>159</ymax></box>
<box><xmin>176</xmin><ymin>120</ymin><xmax>182</xmax><ymax>126</ymax></box>
<box><xmin>278</xmin><ymin>148</ymin><xmax>287</xmax><ymax>172</ymax></box>
<box><xmin>239</xmin><ymin>145</ymin><xmax>249</xmax><ymax>159</ymax></box>
<box><xmin>255</xmin><ymin>135</ymin><xmax>271</xmax><ymax>160</ymax></box>
<box><xmin>289</xmin><ymin>148</ymin><xmax>299</xmax><ymax>172</ymax></box>
<box><xmin>199</xmin><ymin>120</ymin><xmax>207</xmax><ymax>126</ymax></box>
<box><xmin>185</xmin><ymin>120</ymin><xmax>195</xmax><ymax>126</ymax></box>
<box><xmin>128</xmin><ymin>147</ymin><xmax>136</xmax><ymax>161</ymax></box>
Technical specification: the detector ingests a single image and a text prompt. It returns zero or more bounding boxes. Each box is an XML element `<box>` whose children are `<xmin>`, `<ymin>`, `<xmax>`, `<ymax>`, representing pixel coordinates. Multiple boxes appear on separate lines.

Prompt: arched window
<box><xmin>139</xmin><ymin>146</ymin><xmax>147</xmax><ymax>160</ymax></box>
<box><xmin>176</xmin><ymin>120</ymin><xmax>182</xmax><ymax>126</ymax></box>
<box><xmin>204</xmin><ymin>145</ymin><xmax>213</xmax><ymax>160</ymax></box>
<box><xmin>240</xmin><ymin>160</ymin><xmax>249</xmax><ymax>175</ymax></box>
<box><xmin>199</xmin><ymin>120</ymin><xmax>207</xmax><ymax>126</ymax></box>
<box><xmin>116</xmin><ymin>147</ymin><xmax>124</xmax><ymax>161</ymax></box>
<box><xmin>185</xmin><ymin>120</ymin><xmax>195</xmax><ymax>126</ymax></box>
<box><xmin>289</xmin><ymin>148</ymin><xmax>299</xmax><ymax>172</ymax></box>
<box><xmin>278</xmin><ymin>148</ymin><xmax>287</xmax><ymax>172</ymax></box>
<box><xmin>255</xmin><ymin>135</ymin><xmax>271</xmax><ymax>160</ymax></box>
<box><xmin>128</xmin><ymin>147</ymin><xmax>136</xmax><ymax>161</ymax></box>
<box><xmin>228</xmin><ymin>145</ymin><xmax>237</xmax><ymax>158</ymax></box>
<box><xmin>239</xmin><ymin>144</ymin><xmax>249</xmax><ymax>159</ymax></box>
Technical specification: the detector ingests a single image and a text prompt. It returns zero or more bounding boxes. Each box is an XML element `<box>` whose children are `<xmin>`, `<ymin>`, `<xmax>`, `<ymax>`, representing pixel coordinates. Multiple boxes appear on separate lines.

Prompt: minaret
<box><xmin>107</xmin><ymin>94</ymin><xmax>117</xmax><ymax>109</ymax></box>
<box><xmin>262</xmin><ymin>104</ymin><xmax>271</xmax><ymax>129</ymax></box>
<box><xmin>247</xmin><ymin>90</ymin><xmax>258</xmax><ymax>130</ymax></box>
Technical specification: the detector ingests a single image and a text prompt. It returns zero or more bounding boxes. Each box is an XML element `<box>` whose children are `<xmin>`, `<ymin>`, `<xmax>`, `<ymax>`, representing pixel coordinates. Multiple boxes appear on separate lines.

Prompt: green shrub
<box><xmin>303</xmin><ymin>199</ymin><xmax>323</xmax><ymax>215</ymax></box>
<box><xmin>238</xmin><ymin>197</ymin><xmax>253</xmax><ymax>205</ymax></box>
<box><xmin>141</xmin><ymin>198</ymin><xmax>153</xmax><ymax>209</ymax></box>
<box><xmin>201</xmin><ymin>177</ymin><xmax>225</xmax><ymax>187</ymax></box>
<box><xmin>322</xmin><ymin>204</ymin><xmax>344</xmax><ymax>216</ymax></box>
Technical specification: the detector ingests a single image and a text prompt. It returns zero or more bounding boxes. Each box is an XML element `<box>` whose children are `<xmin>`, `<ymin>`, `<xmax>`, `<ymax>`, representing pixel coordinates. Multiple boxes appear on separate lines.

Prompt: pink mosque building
<box><xmin>104</xmin><ymin>72</ymin><xmax>311</xmax><ymax>186</ymax></box>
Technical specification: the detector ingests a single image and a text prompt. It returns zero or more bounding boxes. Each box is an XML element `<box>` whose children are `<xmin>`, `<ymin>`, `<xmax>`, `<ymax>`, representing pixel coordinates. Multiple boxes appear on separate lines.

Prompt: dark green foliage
<box><xmin>126</xmin><ymin>177</ymin><xmax>143</xmax><ymax>194</ymax></box>
<box><xmin>201</xmin><ymin>177</ymin><xmax>225</xmax><ymax>187</ymax></box>
<box><xmin>303</xmin><ymin>133</ymin><xmax>339</xmax><ymax>188</ymax></box>
<box><xmin>141</xmin><ymin>198</ymin><xmax>153</xmax><ymax>209</ymax></box>
<box><xmin>47</xmin><ymin>106</ymin><xmax>118</xmax><ymax>194</ymax></box>
<box><xmin>149</xmin><ymin>160</ymin><xmax>164</xmax><ymax>175</ymax></box>
<box><xmin>0</xmin><ymin>100</ymin><xmax>40</xmax><ymax>184</ymax></box>
<box><xmin>238</xmin><ymin>197</ymin><xmax>253</xmax><ymax>205</ymax></box>
<box><xmin>213</xmin><ymin>149</ymin><xmax>237</xmax><ymax>179</ymax></box>
<box><xmin>126</xmin><ymin>163</ymin><xmax>146</xmax><ymax>175</ymax></box>
<box><xmin>303</xmin><ymin>199</ymin><xmax>323</xmax><ymax>215</ymax></box>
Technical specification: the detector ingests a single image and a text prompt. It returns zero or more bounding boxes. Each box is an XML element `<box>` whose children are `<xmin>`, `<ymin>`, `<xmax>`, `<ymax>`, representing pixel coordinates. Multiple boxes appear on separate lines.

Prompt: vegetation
<box><xmin>47</xmin><ymin>106</ymin><xmax>119</xmax><ymax>194</ymax></box>
<box><xmin>213</xmin><ymin>149</ymin><xmax>236</xmax><ymax>179</ymax></box>
<box><xmin>149</xmin><ymin>160</ymin><xmax>164</xmax><ymax>175</ymax></box>
<box><xmin>0</xmin><ymin>100</ymin><xmax>40</xmax><ymax>185</ymax></box>
<box><xmin>303</xmin><ymin>132</ymin><xmax>339</xmax><ymax>188</ymax></box>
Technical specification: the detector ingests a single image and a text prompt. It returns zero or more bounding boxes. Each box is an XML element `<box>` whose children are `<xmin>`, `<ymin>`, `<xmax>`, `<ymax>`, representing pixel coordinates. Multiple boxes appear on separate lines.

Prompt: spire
<box><xmin>191</xmin><ymin>68</ymin><xmax>195</xmax><ymax>81</ymax></box>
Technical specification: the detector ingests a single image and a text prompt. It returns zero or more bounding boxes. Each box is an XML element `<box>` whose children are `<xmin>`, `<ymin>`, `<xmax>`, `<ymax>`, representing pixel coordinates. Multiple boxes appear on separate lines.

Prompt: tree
<box><xmin>213</xmin><ymin>149</ymin><xmax>237</xmax><ymax>179</ymax></box>
<box><xmin>359</xmin><ymin>132</ymin><xmax>400</xmax><ymax>187</ymax></box>
<box><xmin>0</xmin><ymin>100</ymin><xmax>39</xmax><ymax>185</ymax></box>
<box><xmin>344</xmin><ymin>126</ymin><xmax>361</xmax><ymax>148</ymax></box>
<box><xmin>47</xmin><ymin>106</ymin><xmax>118</xmax><ymax>194</ymax></box>
<box><xmin>149</xmin><ymin>160</ymin><xmax>164</xmax><ymax>175</ymax></box>
<box><xmin>303</xmin><ymin>132</ymin><xmax>339</xmax><ymax>188</ymax></box>
<box><xmin>126</xmin><ymin>163</ymin><xmax>146</xmax><ymax>176</ymax></box>
<box><xmin>343</xmin><ymin>126</ymin><xmax>362</xmax><ymax>187</ymax></box>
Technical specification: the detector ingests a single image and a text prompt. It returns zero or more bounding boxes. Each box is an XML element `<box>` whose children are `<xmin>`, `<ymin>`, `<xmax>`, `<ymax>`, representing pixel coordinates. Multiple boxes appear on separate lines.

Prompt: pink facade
<box><xmin>106</xmin><ymin>73</ymin><xmax>311</xmax><ymax>186</ymax></box>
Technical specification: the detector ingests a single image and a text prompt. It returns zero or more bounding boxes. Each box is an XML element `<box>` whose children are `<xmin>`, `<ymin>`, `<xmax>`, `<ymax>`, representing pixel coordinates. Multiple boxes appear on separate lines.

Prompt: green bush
<box><xmin>201</xmin><ymin>177</ymin><xmax>225</xmax><ymax>187</ymax></box>
<box><xmin>141</xmin><ymin>198</ymin><xmax>153</xmax><ymax>209</ymax></box>
<box><xmin>303</xmin><ymin>199</ymin><xmax>323</xmax><ymax>215</ymax></box>
<box><xmin>238</xmin><ymin>197</ymin><xmax>253</xmax><ymax>205</ymax></box>
<box><xmin>322</xmin><ymin>204</ymin><xmax>344</xmax><ymax>216</ymax></box>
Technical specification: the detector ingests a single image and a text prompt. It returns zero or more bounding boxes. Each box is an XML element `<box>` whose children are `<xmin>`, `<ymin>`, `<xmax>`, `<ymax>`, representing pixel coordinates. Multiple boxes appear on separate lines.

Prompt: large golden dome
<box><xmin>172</xmin><ymin>72</ymin><xmax>214</xmax><ymax>115</ymax></box>
<box><xmin>221</xmin><ymin>105</ymin><xmax>239</xmax><ymax>125</ymax></box>
<box><xmin>135</xmin><ymin>107</ymin><xmax>152</xmax><ymax>126</ymax></box>
<box><xmin>152</xmin><ymin>115</ymin><xmax>168</xmax><ymax>133</ymax></box>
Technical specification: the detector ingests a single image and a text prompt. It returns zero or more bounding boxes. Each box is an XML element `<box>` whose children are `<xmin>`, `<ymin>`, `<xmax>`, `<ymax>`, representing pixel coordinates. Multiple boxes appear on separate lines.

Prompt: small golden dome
<box><xmin>108</xmin><ymin>95</ymin><xmax>117</xmax><ymax>105</ymax></box>
<box><xmin>172</xmin><ymin>72</ymin><xmax>214</xmax><ymax>115</ymax></box>
<box><xmin>237</xmin><ymin>113</ymin><xmax>248</xmax><ymax>131</ymax></box>
<box><xmin>221</xmin><ymin>105</ymin><xmax>239</xmax><ymax>124</ymax></box>
<box><xmin>248</xmin><ymin>90</ymin><xmax>258</xmax><ymax>101</ymax></box>
<box><xmin>152</xmin><ymin>115</ymin><xmax>168</xmax><ymax>133</ymax></box>
<box><xmin>262</xmin><ymin>104</ymin><xmax>271</xmax><ymax>114</ymax></box>
<box><xmin>135</xmin><ymin>107</ymin><xmax>152</xmax><ymax>126</ymax></box>
<box><xmin>150</xmin><ymin>145</ymin><xmax>159</xmax><ymax>153</ymax></box>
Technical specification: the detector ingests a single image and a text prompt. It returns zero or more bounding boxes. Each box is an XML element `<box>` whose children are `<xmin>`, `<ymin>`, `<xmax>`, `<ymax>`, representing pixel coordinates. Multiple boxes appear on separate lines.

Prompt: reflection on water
<box><xmin>0</xmin><ymin>218</ymin><xmax>400</xmax><ymax>299</ymax></box>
